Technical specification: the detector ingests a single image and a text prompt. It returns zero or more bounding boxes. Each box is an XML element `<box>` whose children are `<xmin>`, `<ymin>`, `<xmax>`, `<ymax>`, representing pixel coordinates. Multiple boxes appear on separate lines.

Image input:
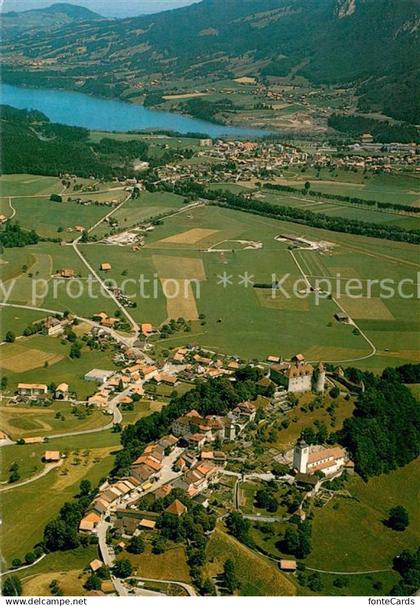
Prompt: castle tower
<box><xmin>315</xmin><ymin>362</ymin><xmax>326</xmax><ymax>393</ymax></box>
<box><xmin>293</xmin><ymin>438</ymin><xmax>309</xmax><ymax>474</ymax></box>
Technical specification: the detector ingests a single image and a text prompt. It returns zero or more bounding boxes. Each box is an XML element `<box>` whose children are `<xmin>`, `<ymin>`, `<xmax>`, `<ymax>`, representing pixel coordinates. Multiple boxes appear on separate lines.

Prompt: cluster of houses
<box><xmin>170</xmin><ymin>346</ymin><xmax>241</xmax><ymax>381</ymax></box>
<box><xmin>152</xmin><ymin>130</ymin><xmax>419</xmax><ymax>189</ymax></box>
<box><xmin>84</xmin><ymin>360</ymin><xmax>157</xmax><ymax>411</ymax></box>
<box><xmin>76</xmin><ymin>397</ymin><xmax>258</xmax><ymax>536</ymax></box>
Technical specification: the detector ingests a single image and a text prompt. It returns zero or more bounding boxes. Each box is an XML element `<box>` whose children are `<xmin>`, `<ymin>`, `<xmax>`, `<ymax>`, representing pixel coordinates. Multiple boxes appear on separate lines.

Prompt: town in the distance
<box><xmin>0</xmin><ymin>0</ymin><xmax>419</xmax><ymax>600</ymax></box>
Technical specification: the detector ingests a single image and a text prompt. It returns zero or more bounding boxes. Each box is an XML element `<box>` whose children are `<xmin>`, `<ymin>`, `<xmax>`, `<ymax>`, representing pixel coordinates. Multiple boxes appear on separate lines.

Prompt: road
<box><xmin>0</xmin><ymin>186</ymin><xmax>126</xmax><ymax>200</ymax></box>
<box><xmin>289</xmin><ymin>249</ymin><xmax>377</xmax><ymax>363</ymax></box>
<box><xmin>97</xmin><ymin>521</ymin><xmax>129</xmax><ymax>597</ymax></box>
<box><xmin>7</xmin><ymin>197</ymin><xmax>16</xmax><ymax>219</ymax></box>
<box><xmin>131</xmin><ymin>576</ymin><xmax>197</xmax><ymax>596</ymax></box>
<box><xmin>70</xmin><ymin>192</ymin><xmax>140</xmax><ymax>342</ymax></box>
<box><xmin>305</xmin><ymin>566</ymin><xmax>391</xmax><ymax>575</ymax></box>
<box><xmin>243</xmin><ymin>514</ymin><xmax>289</xmax><ymax>522</ymax></box>
<box><xmin>0</xmin><ymin>460</ymin><xmax>62</xmax><ymax>492</ymax></box>
<box><xmin>0</xmin><ymin>554</ymin><xmax>46</xmax><ymax>577</ymax></box>
<box><xmin>96</xmin><ymin>447</ymin><xmax>183</xmax><ymax>596</ymax></box>
<box><xmin>0</xmin><ymin>302</ymin><xmax>136</xmax><ymax>348</ymax></box>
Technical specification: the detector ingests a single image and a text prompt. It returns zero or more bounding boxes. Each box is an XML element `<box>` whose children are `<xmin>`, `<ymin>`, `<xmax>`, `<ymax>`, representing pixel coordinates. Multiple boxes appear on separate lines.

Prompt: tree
<box><xmin>5</xmin><ymin>331</ymin><xmax>16</xmax><ymax>343</ymax></box>
<box><xmin>386</xmin><ymin>506</ymin><xmax>409</xmax><ymax>531</ymax></box>
<box><xmin>255</xmin><ymin>488</ymin><xmax>278</xmax><ymax>512</ymax></box>
<box><xmin>127</xmin><ymin>535</ymin><xmax>145</xmax><ymax>554</ymax></box>
<box><xmin>79</xmin><ymin>479</ymin><xmax>92</xmax><ymax>497</ymax></box>
<box><xmin>223</xmin><ymin>559</ymin><xmax>240</xmax><ymax>593</ymax></box>
<box><xmin>307</xmin><ymin>572</ymin><xmax>322</xmax><ymax>592</ymax></box>
<box><xmin>225</xmin><ymin>512</ymin><xmax>252</xmax><ymax>546</ymax></box>
<box><xmin>9</xmin><ymin>466</ymin><xmax>20</xmax><ymax>483</ymax></box>
<box><xmin>2</xmin><ymin>576</ymin><xmax>22</xmax><ymax>596</ymax></box>
<box><xmin>113</xmin><ymin>558</ymin><xmax>133</xmax><ymax>579</ymax></box>
<box><xmin>43</xmin><ymin>518</ymin><xmax>80</xmax><ymax>552</ymax></box>
<box><xmin>85</xmin><ymin>574</ymin><xmax>101</xmax><ymax>591</ymax></box>
<box><xmin>282</xmin><ymin>527</ymin><xmax>300</xmax><ymax>555</ymax></box>
<box><xmin>329</xmin><ymin>386</ymin><xmax>340</xmax><ymax>399</ymax></box>
<box><xmin>70</xmin><ymin>341</ymin><xmax>82</xmax><ymax>359</ymax></box>
<box><xmin>392</xmin><ymin>548</ymin><xmax>420</xmax><ymax>595</ymax></box>
<box><xmin>24</xmin><ymin>552</ymin><xmax>35</xmax><ymax>565</ymax></box>
<box><xmin>333</xmin><ymin>576</ymin><xmax>349</xmax><ymax>588</ymax></box>
<box><xmin>152</xmin><ymin>536</ymin><xmax>166</xmax><ymax>554</ymax></box>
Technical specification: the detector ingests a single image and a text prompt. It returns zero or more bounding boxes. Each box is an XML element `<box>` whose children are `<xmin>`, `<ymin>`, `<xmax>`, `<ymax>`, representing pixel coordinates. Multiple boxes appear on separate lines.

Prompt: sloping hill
<box><xmin>1</xmin><ymin>2</ymin><xmax>102</xmax><ymax>38</ymax></box>
<box><xmin>1</xmin><ymin>0</ymin><xmax>419</xmax><ymax>122</ymax></box>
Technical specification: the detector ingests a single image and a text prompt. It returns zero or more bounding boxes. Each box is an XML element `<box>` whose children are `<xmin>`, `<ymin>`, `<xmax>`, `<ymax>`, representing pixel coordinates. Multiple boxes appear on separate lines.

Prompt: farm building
<box><xmin>79</xmin><ymin>512</ymin><xmax>101</xmax><ymax>533</ymax></box>
<box><xmin>55</xmin><ymin>383</ymin><xmax>69</xmax><ymax>399</ymax></box>
<box><xmin>58</xmin><ymin>268</ymin><xmax>75</xmax><ymax>279</ymax></box>
<box><xmin>335</xmin><ymin>312</ymin><xmax>350</xmax><ymax>323</ymax></box>
<box><xmin>84</xmin><ymin>369</ymin><xmax>114</xmax><ymax>384</ymax></box>
<box><xmin>17</xmin><ymin>383</ymin><xmax>48</xmax><ymax>397</ymax></box>
<box><xmin>279</xmin><ymin>560</ymin><xmax>297</xmax><ymax>572</ymax></box>
<box><xmin>44</xmin><ymin>451</ymin><xmax>61</xmax><ymax>462</ymax></box>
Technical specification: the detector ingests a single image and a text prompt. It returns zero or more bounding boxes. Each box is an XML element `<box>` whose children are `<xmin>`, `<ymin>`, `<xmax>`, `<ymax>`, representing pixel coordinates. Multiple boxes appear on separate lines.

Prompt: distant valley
<box><xmin>1</xmin><ymin>0</ymin><xmax>419</xmax><ymax>134</ymax></box>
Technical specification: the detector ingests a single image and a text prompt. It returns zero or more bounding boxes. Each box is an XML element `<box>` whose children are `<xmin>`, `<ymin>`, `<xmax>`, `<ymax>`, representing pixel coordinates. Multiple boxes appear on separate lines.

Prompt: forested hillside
<box><xmin>2</xmin><ymin>0</ymin><xmax>418</xmax><ymax>123</ymax></box>
<box><xmin>0</xmin><ymin>105</ymin><xmax>149</xmax><ymax>178</ymax></box>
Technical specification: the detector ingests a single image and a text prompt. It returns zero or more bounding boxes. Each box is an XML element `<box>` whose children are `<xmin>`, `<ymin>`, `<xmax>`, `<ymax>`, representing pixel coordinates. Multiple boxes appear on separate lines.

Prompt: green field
<box><xmin>0</xmin><ymin>334</ymin><xmax>118</xmax><ymax>400</ymax></box>
<box><xmin>307</xmin><ymin>459</ymin><xmax>420</xmax><ymax>571</ymax></box>
<box><xmin>1</xmin><ymin>401</ymin><xmax>110</xmax><ymax>442</ymax></box>
<box><xmin>2</xmin><ymin>174</ymin><xmax>419</xmax><ymax>370</ymax></box>
<box><xmin>276</xmin><ymin>169</ymin><xmax>420</xmax><ymax>207</ymax></box>
<box><xmin>246</xmin><ymin>460</ymin><xmax>419</xmax><ymax>595</ymax></box>
<box><xmin>16</xmin><ymin>546</ymin><xmax>99</xmax><ymax>596</ymax></box>
<box><xmin>82</xmin><ymin>203</ymin><xmax>419</xmax><ymax>368</ymax></box>
<box><xmin>259</xmin><ymin>189</ymin><xmax>420</xmax><ymax>229</ymax></box>
<box><xmin>0</xmin><ymin>175</ymin><xmax>125</xmax><ymax>240</ymax></box>
<box><xmin>0</xmin><ymin>433</ymin><xmax>120</xmax><ymax>566</ymax></box>
<box><xmin>205</xmin><ymin>526</ymin><xmax>296</xmax><ymax>596</ymax></box>
<box><xmin>90</xmin><ymin>191</ymin><xmax>186</xmax><ymax>238</ymax></box>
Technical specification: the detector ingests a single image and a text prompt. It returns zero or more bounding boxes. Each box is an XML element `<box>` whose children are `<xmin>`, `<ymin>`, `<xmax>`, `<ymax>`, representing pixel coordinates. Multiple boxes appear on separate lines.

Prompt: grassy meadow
<box><xmin>0</xmin><ymin>432</ymin><xmax>120</xmax><ymax>567</ymax></box>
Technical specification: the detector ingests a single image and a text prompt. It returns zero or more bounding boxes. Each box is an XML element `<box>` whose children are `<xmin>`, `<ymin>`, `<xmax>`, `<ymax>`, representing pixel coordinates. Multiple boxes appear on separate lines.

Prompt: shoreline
<box><xmin>0</xmin><ymin>78</ymin><xmax>276</xmax><ymax>137</ymax></box>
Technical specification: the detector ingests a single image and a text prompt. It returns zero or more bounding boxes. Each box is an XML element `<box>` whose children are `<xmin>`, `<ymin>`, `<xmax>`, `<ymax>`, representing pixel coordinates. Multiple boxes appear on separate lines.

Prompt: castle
<box><xmin>287</xmin><ymin>355</ymin><xmax>325</xmax><ymax>394</ymax></box>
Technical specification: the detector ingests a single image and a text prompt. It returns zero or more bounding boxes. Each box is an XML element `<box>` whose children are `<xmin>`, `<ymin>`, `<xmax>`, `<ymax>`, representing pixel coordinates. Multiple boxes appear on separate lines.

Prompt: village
<box><xmin>3</xmin><ymin>302</ymin><xmax>359</xmax><ymax>595</ymax></box>
<box><xmin>154</xmin><ymin>136</ymin><xmax>419</xmax><ymax>187</ymax></box>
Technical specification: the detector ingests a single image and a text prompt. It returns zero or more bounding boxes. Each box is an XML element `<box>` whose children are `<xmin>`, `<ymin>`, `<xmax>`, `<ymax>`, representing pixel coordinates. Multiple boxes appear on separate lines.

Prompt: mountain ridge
<box><xmin>1</xmin><ymin>2</ymin><xmax>103</xmax><ymax>36</ymax></box>
<box><xmin>1</xmin><ymin>0</ymin><xmax>419</xmax><ymax>123</ymax></box>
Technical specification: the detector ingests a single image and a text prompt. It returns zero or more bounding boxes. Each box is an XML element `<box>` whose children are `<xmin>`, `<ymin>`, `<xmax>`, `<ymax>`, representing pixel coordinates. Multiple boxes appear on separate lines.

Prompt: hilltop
<box><xmin>1</xmin><ymin>2</ymin><xmax>102</xmax><ymax>38</ymax></box>
<box><xmin>1</xmin><ymin>0</ymin><xmax>419</xmax><ymax>125</ymax></box>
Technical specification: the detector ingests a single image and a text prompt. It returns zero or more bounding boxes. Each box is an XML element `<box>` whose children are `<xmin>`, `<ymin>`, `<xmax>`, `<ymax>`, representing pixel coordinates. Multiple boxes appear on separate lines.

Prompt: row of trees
<box><xmin>168</xmin><ymin>181</ymin><xmax>420</xmax><ymax>244</ymax></box>
<box><xmin>207</xmin><ymin>190</ymin><xmax>420</xmax><ymax>245</ymax></box>
<box><xmin>264</xmin><ymin>182</ymin><xmax>419</xmax><ymax>215</ymax></box>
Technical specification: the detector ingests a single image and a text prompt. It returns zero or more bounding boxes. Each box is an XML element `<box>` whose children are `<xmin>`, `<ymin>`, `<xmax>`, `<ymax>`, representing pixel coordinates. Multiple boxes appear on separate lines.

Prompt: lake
<box><xmin>1</xmin><ymin>83</ymin><xmax>270</xmax><ymax>138</ymax></box>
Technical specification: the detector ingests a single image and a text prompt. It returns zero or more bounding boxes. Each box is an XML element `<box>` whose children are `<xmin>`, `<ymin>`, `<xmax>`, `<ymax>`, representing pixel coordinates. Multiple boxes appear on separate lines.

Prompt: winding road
<box><xmin>131</xmin><ymin>576</ymin><xmax>197</xmax><ymax>596</ymax></box>
<box><xmin>289</xmin><ymin>248</ymin><xmax>377</xmax><ymax>363</ymax></box>
<box><xmin>0</xmin><ymin>461</ymin><xmax>62</xmax><ymax>493</ymax></box>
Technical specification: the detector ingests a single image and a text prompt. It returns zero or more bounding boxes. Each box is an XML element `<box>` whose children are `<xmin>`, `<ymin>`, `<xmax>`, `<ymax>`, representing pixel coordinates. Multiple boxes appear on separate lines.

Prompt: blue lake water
<box><xmin>1</xmin><ymin>83</ymin><xmax>270</xmax><ymax>138</ymax></box>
